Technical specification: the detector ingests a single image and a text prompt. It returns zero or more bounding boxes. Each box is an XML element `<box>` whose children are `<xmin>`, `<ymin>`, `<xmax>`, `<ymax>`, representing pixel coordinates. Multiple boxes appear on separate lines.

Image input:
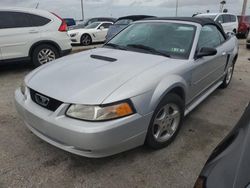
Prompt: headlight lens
<box><xmin>66</xmin><ymin>101</ymin><xmax>135</xmax><ymax>121</ymax></box>
<box><xmin>70</xmin><ymin>33</ymin><xmax>78</xmax><ymax>37</ymax></box>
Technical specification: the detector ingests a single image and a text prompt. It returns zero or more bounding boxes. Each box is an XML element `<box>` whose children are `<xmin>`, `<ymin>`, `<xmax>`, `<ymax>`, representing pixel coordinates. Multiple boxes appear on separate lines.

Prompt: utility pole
<box><xmin>35</xmin><ymin>2</ymin><xmax>39</xmax><ymax>9</ymax></box>
<box><xmin>220</xmin><ymin>0</ymin><xmax>226</xmax><ymax>12</ymax></box>
<box><xmin>81</xmin><ymin>0</ymin><xmax>84</xmax><ymax>21</ymax></box>
<box><xmin>175</xmin><ymin>0</ymin><xmax>179</xmax><ymax>16</ymax></box>
<box><xmin>241</xmin><ymin>0</ymin><xmax>248</xmax><ymax>16</ymax></box>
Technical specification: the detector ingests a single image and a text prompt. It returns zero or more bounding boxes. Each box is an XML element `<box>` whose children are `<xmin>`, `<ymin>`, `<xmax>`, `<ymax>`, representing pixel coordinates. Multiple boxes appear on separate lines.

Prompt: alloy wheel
<box><xmin>37</xmin><ymin>48</ymin><xmax>56</xmax><ymax>65</ymax></box>
<box><xmin>226</xmin><ymin>64</ymin><xmax>234</xmax><ymax>85</ymax></box>
<box><xmin>152</xmin><ymin>103</ymin><xmax>181</xmax><ymax>142</ymax></box>
<box><xmin>81</xmin><ymin>35</ymin><xmax>91</xmax><ymax>46</ymax></box>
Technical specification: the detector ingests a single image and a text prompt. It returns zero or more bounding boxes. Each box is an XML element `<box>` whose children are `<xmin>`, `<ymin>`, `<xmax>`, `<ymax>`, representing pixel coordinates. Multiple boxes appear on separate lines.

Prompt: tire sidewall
<box><xmin>81</xmin><ymin>34</ymin><xmax>92</xmax><ymax>46</ymax></box>
<box><xmin>146</xmin><ymin>93</ymin><xmax>184</xmax><ymax>149</ymax></box>
<box><xmin>32</xmin><ymin>44</ymin><xmax>59</xmax><ymax>68</ymax></box>
<box><xmin>220</xmin><ymin>63</ymin><xmax>235</xmax><ymax>89</ymax></box>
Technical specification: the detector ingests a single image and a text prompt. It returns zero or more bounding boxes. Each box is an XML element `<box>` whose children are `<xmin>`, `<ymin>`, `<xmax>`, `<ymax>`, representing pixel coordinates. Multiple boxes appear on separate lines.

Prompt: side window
<box><xmin>29</xmin><ymin>14</ymin><xmax>51</xmax><ymax>26</ymax></box>
<box><xmin>230</xmin><ymin>15</ymin><xmax>236</xmax><ymax>22</ymax></box>
<box><xmin>218</xmin><ymin>30</ymin><xmax>226</xmax><ymax>43</ymax></box>
<box><xmin>216</xmin><ymin>15</ymin><xmax>223</xmax><ymax>23</ymax></box>
<box><xmin>10</xmin><ymin>12</ymin><xmax>31</xmax><ymax>27</ymax></box>
<box><xmin>197</xmin><ymin>25</ymin><xmax>221</xmax><ymax>49</ymax></box>
<box><xmin>89</xmin><ymin>19</ymin><xmax>97</xmax><ymax>25</ymax></box>
<box><xmin>101</xmin><ymin>23</ymin><xmax>112</xmax><ymax>29</ymax></box>
<box><xmin>0</xmin><ymin>11</ymin><xmax>16</xmax><ymax>29</ymax></box>
<box><xmin>222</xmin><ymin>15</ymin><xmax>231</xmax><ymax>23</ymax></box>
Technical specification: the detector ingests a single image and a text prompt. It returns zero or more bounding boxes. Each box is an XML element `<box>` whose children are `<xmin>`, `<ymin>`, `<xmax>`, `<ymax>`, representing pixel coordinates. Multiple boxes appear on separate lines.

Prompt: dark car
<box><xmin>63</xmin><ymin>18</ymin><xmax>76</xmax><ymax>27</ymax></box>
<box><xmin>70</xmin><ymin>17</ymin><xmax>116</xmax><ymax>30</ymax></box>
<box><xmin>194</xmin><ymin>103</ymin><xmax>250</xmax><ymax>188</ymax></box>
<box><xmin>237</xmin><ymin>15</ymin><xmax>250</xmax><ymax>38</ymax></box>
<box><xmin>105</xmin><ymin>15</ymin><xmax>155</xmax><ymax>41</ymax></box>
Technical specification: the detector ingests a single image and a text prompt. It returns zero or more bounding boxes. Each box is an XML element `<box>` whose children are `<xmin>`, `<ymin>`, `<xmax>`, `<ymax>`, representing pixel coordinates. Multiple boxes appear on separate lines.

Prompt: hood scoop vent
<box><xmin>90</xmin><ymin>54</ymin><xmax>117</xmax><ymax>62</ymax></box>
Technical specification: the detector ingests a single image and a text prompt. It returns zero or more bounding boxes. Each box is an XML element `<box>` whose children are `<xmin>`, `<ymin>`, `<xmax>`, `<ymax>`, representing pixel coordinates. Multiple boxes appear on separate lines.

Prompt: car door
<box><xmin>95</xmin><ymin>23</ymin><xmax>113</xmax><ymax>41</ymax></box>
<box><xmin>0</xmin><ymin>11</ymin><xmax>41</xmax><ymax>60</ymax></box>
<box><xmin>190</xmin><ymin>25</ymin><xmax>228</xmax><ymax>99</ymax></box>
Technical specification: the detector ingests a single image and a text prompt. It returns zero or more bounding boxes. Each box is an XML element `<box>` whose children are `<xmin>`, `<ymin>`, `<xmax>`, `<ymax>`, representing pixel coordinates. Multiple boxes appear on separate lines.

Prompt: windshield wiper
<box><xmin>105</xmin><ymin>43</ymin><xmax>127</xmax><ymax>51</ymax></box>
<box><xmin>126</xmin><ymin>44</ymin><xmax>171</xmax><ymax>58</ymax></box>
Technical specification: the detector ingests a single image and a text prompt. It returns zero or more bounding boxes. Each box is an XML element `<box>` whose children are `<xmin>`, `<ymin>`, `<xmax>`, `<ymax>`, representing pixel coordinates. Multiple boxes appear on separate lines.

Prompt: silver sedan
<box><xmin>15</xmin><ymin>17</ymin><xmax>239</xmax><ymax>158</ymax></box>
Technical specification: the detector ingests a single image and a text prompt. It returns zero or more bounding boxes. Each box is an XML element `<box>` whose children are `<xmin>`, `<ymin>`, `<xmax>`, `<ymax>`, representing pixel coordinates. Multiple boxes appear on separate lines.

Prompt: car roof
<box><xmin>145</xmin><ymin>17</ymin><xmax>219</xmax><ymax>25</ymax></box>
<box><xmin>0</xmin><ymin>7</ymin><xmax>49</xmax><ymax>15</ymax></box>
<box><xmin>117</xmin><ymin>15</ymin><xmax>155</xmax><ymax>21</ymax></box>
<box><xmin>142</xmin><ymin>17</ymin><xmax>228</xmax><ymax>38</ymax></box>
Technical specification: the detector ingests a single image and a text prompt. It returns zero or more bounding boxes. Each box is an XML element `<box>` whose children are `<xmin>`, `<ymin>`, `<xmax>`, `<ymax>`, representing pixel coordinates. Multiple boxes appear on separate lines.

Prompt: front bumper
<box><xmin>69</xmin><ymin>35</ymin><xmax>80</xmax><ymax>44</ymax></box>
<box><xmin>15</xmin><ymin>89</ymin><xmax>151</xmax><ymax>158</ymax></box>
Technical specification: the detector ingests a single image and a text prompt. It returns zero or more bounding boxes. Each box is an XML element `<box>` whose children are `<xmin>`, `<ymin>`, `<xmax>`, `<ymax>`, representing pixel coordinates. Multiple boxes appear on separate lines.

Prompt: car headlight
<box><xmin>70</xmin><ymin>33</ymin><xmax>78</xmax><ymax>37</ymax></box>
<box><xmin>20</xmin><ymin>81</ymin><xmax>27</xmax><ymax>95</ymax></box>
<box><xmin>66</xmin><ymin>100</ymin><xmax>135</xmax><ymax>121</ymax></box>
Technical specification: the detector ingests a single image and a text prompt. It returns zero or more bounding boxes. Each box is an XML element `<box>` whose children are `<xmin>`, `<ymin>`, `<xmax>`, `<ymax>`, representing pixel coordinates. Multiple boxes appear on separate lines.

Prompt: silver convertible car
<box><xmin>15</xmin><ymin>17</ymin><xmax>238</xmax><ymax>158</ymax></box>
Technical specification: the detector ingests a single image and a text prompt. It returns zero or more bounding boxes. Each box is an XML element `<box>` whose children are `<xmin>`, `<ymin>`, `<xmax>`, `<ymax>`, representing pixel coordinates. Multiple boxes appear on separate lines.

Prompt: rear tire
<box><xmin>32</xmin><ymin>44</ymin><xmax>59</xmax><ymax>67</ymax></box>
<box><xmin>145</xmin><ymin>93</ymin><xmax>184</xmax><ymax>149</ymax></box>
<box><xmin>220</xmin><ymin>63</ymin><xmax>235</xmax><ymax>89</ymax></box>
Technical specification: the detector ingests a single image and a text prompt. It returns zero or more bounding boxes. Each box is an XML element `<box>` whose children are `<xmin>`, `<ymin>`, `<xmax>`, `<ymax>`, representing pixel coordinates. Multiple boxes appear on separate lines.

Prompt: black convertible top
<box><xmin>117</xmin><ymin>15</ymin><xmax>155</xmax><ymax>22</ymax></box>
<box><xmin>144</xmin><ymin>17</ymin><xmax>227</xmax><ymax>38</ymax></box>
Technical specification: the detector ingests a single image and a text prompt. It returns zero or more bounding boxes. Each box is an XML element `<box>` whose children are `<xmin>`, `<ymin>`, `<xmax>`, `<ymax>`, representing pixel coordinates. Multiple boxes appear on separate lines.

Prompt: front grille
<box><xmin>29</xmin><ymin>88</ymin><xmax>63</xmax><ymax>111</ymax></box>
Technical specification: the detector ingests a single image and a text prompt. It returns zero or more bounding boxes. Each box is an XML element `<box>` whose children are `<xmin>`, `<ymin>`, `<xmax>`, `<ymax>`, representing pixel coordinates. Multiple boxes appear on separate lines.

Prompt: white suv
<box><xmin>195</xmin><ymin>13</ymin><xmax>238</xmax><ymax>34</ymax></box>
<box><xmin>0</xmin><ymin>7</ymin><xmax>72</xmax><ymax>67</ymax></box>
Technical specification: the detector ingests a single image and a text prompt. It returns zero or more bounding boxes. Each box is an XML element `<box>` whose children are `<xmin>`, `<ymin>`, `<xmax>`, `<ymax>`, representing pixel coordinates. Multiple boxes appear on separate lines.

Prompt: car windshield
<box><xmin>115</xmin><ymin>19</ymin><xmax>133</xmax><ymax>25</ymax></box>
<box><xmin>85</xmin><ymin>22</ymin><xmax>100</xmax><ymax>29</ymax></box>
<box><xmin>106</xmin><ymin>22</ymin><xmax>196</xmax><ymax>59</ymax></box>
<box><xmin>195</xmin><ymin>14</ymin><xmax>217</xmax><ymax>20</ymax></box>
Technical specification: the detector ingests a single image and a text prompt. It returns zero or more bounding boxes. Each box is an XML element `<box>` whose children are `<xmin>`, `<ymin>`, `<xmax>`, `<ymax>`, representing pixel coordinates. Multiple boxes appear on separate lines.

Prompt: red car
<box><xmin>237</xmin><ymin>15</ymin><xmax>250</xmax><ymax>38</ymax></box>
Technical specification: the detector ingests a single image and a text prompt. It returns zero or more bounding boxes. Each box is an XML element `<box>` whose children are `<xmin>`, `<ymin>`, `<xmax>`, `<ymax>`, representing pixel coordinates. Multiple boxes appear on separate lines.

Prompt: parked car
<box><xmin>195</xmin><ymin>13</ymin><xmax>239</xmax><ymax>34</ymax></box>
<box><xmin>194</xmin><ymin>103</ymin><xmax>250</xmax><ymax>188</ymax></box>
<box><xmin>0</xmin><ymin>7</ymin><xmax>72</xmax><ymax>67</ymax></box>
<box><xmin>237</xmin><ymin>15</ymin><xmax>250</xmax><ymax>38</ymax></box>
<box><xmin>106</xmin><ymin>15</ymin><xmax>155</xmax><ymax>41</ymax></box>
<box><xmin>63</xmin><ymin>18</ymin><xmax>76</xmax><ymax>27</ymax></box>
<box><xmin>70</xmin><ymin>17</ymin><xmax>116</xmax><ymax>30</ymax></box>
<box><xmin>68</xmin><ymin>22</ymin><xmax>113</xmax><ymax>46</ymax></box>
<box><xmin>15</xmin><ymin>17</ymin><xmax>238</xmax><ymax>158</ymax></box>
<box><xmin>247</xmin><ymin>32</ymin><xmax>250</xmax><ymax>49</ymax></box>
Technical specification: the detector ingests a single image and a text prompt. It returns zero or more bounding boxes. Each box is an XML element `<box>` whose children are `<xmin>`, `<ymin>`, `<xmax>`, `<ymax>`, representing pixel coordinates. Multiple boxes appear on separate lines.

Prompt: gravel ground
<box><xmin>0</xmin><ymin>41</ymin><xmax>249</xmax><ymax>188</ymax></box>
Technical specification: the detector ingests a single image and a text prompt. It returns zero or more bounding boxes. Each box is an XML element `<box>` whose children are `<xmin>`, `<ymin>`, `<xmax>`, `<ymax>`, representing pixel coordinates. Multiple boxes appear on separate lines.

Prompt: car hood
<box><xmin>195</xmin><ymin>104</ymin><xmax>250</xmax><ymax>188</ymax></box>
<box><xmin>26</xmin><ymin>48</ymin><xmax>168</xmax><ymax>104</ymax></box>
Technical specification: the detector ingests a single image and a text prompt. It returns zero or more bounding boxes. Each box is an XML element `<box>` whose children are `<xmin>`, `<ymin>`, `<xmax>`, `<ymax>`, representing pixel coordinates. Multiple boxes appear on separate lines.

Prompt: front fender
<box><xmin>149</xmin><ymin>75</ymin><xmax>188</xmax><ymax>112</ymax></box>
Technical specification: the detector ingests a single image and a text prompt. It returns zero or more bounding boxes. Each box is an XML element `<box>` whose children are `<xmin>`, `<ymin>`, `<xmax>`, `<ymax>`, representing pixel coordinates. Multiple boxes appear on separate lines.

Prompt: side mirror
<box><xmin>218</xmin><ymin>20</ymin><xmax>223</xmax><ymax>24</ymax></box>
<box><xmin>99</xmin><ymin>26</ymin><xmax>104</xmax><ymax>30</ymax></box>
<box><xmin>196</xmin><ymin>47</ymin><xmax>217</xmax><ymax>59</ymax></box>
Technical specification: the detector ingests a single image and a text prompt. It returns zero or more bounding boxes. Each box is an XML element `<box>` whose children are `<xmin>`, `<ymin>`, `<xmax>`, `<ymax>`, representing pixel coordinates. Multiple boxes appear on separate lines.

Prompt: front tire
<box><xmin>32</xmin><ymin>44</ymin><xmax>59</xmax><ymax>67</ymax></box>
<box><xmin>81</xmin><ymin>34</ymin><xmax>92</xmax><ymax>46</ymax></box>
<box><xmin>146</xmin><ymin>93</ymin><xmax>184</xmax><ymax>149</ymax></box>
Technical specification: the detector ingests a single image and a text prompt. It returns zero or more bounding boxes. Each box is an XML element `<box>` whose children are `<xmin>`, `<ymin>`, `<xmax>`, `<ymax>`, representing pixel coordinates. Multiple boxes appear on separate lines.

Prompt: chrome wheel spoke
<box><xmin>152</xmin><ymin>103</ymin><xmax>181</xmax><ymax>142</ymax></box>
<box><xmin>170</xmin><ymin>110</ymin><xmax>180</xmax><ymax>119</ymax></box>
<box><xmin>38</xmin><ymin>48</ymin><xmax>56</xmax><ymax>65</ymax></box>
<box><xmin>155</xmin><ymin>128</ymin><xmax>164</xmax><ymax>139</ymax></box>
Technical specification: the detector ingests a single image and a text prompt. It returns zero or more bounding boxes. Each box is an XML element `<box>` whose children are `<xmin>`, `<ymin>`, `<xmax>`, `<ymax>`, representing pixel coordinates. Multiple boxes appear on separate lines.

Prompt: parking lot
<box><xmin>0</xmin><ymin>40</ymin><xmax>249</xmax><ymax>188</ymax></box>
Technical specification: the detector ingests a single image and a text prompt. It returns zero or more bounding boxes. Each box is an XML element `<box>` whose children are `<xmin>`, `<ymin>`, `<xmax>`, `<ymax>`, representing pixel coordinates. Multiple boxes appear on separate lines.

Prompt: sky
<box><xmin>0</xmin><ymin>0</ymin><xmax>249</xmax><ymax>20</ymax></box>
